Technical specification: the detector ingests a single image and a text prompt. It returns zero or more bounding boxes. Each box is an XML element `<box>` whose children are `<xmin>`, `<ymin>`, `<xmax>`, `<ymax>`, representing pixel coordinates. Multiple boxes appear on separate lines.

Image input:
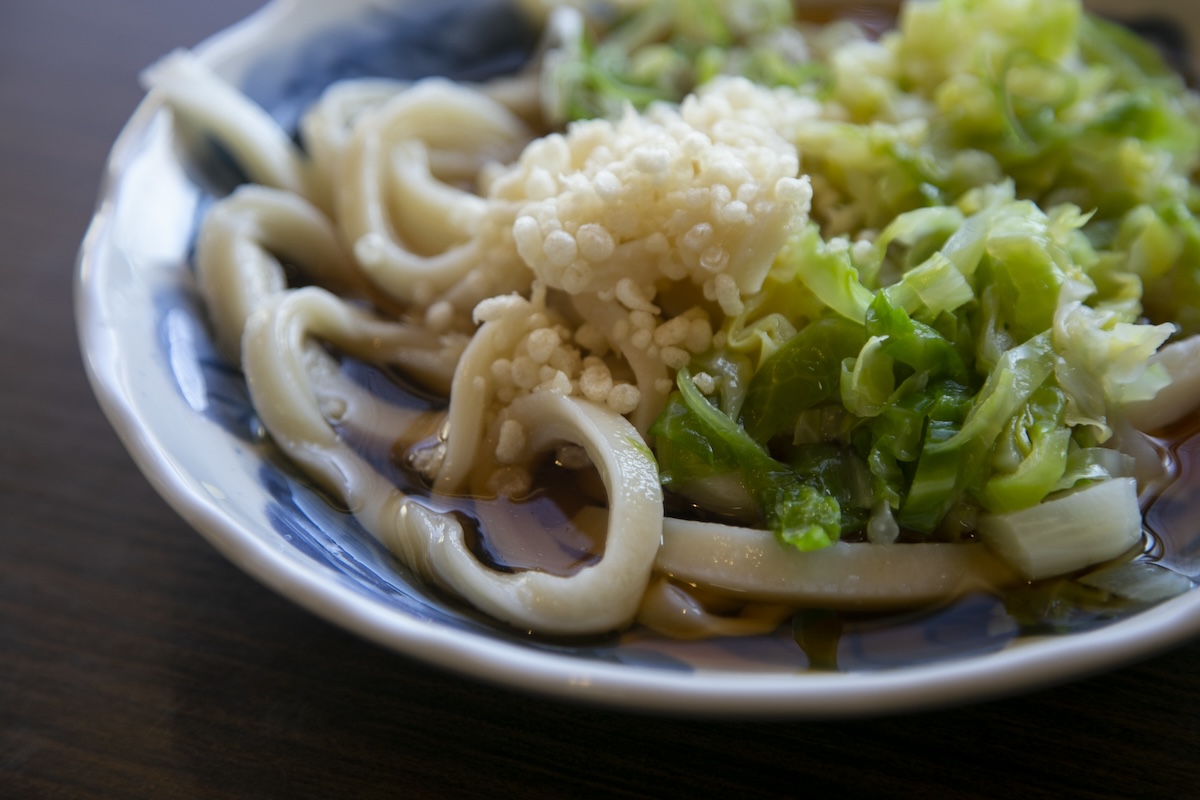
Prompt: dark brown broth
<box><xmin>333</xmin><ymin>358</ymin><xmax>608</xmax><ymax>579</ymax></box>
<box><xmin>461</xmin><ymin>460</ymin><xmax>607</xmax><ymax>577</ymax></box>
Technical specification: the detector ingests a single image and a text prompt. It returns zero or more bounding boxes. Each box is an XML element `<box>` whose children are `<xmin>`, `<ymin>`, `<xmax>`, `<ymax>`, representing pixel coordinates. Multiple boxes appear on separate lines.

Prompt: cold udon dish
<box><xmin>144</xmin><ymin>0</ymin><xmax>1200</xmax><ymax>643</ymax></box>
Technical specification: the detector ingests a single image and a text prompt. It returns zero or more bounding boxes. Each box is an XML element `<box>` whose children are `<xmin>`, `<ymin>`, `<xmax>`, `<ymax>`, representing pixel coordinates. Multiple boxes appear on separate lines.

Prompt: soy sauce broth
<box><xmin>332</xmin><ymin>357</ymin><xmax>608</xmax><ymax>580</ymax></box>
<box><xmin>459</xmin><ymin>460</ymin><xmax>607</xmax><ymax>576</ymax></box>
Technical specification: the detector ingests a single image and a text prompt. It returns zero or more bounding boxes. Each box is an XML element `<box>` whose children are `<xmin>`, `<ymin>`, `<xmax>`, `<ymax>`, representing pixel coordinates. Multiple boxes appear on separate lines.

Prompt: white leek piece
<box><xmin>977</xmin><ymin>477</ymin><xmax>1142</xmax><ymax>580</ymax></box>
<box><xmin>1124</xmin><ymin>334</ymin><xmax>1200</xmax><ymax>432</ymax></box>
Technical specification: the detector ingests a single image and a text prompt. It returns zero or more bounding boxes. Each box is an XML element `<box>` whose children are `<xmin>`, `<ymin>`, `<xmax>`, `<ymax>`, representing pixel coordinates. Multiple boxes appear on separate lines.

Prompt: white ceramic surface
<box><xmin>77</xmin><ymin>0</ymin><xmax>1200</xmax><ymax>717</ymax></box>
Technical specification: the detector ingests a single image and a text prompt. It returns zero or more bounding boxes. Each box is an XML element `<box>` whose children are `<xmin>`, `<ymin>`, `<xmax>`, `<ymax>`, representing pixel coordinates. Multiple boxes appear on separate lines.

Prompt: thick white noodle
<box><xmin>245</xmin><ymin>288</ymin><xmax>461</xmax><ymax>415</ymax></box>
<box><xmin>637</xmin><ymin>577</ymin><xmax>793</xmax><ymax>639</ymax></box>
<box><xmin>433</xmin><ymin>304</ymin><xmax>530</xmax><ymax>494</ymax></box>
<box><xmin>391</xmin><ymin>392</ymin><xmax>664</xmax><ymax>634</ymax></box>
<box><xmin>335</xmin><ymin>79</ymin><xmax>533</xmax><ymax>306</ymax></box>
<box><xmin>300</xmin><ymin>78</ymin><xmax>409</xmax><ymax>208</ymax></box>
<box><xmin>195</xmin><ymin>185</ymin><xmax>361</xmax><ymax>364</ymax></box>
<box><xmin>241</xmin><ymin>287</ymin><xmax>663</xmax><ymax>634</ymax></box>
<box><xmin>656</xmin><ymin>518</ymin><xmax>1013</xmax><ymax>608</ymax></box>
<box><xmin>301</xmin><ymin>74</ymin><xmax>542</xmax><ymax>180</ymax></box>
<box><xmin>141</xmin><ymin>50</ymin><xmax>318</xmax><ymax>205</ymax></box>
<box><xmin>387</xmin><ymin>139</ymin><xmax>489</xmax><ymax>255</ymax></box>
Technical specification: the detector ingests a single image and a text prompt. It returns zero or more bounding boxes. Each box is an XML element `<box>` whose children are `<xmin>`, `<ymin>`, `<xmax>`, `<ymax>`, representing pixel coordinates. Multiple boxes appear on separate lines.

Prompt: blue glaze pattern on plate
<box><xmin>835</xmin><ymin>594</ymin><xmax>1018</xmax><ymax>671</ymax></box>
<box><xmin>238</xmin><ymin>0</ymin><xmax>538</xmax><ymax>132</ymax></box>
<box><xmin>159</xmin><ymin>287</ymin><xmax>259</xmax><ymax>442</ymax></box>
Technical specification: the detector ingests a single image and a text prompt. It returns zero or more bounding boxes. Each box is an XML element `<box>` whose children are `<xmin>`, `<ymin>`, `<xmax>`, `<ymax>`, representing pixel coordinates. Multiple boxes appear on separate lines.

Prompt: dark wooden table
<box><xmin>3</xmin><ymin>1</ymin><xmax>1200</xmax><ymax>797</ymax></box>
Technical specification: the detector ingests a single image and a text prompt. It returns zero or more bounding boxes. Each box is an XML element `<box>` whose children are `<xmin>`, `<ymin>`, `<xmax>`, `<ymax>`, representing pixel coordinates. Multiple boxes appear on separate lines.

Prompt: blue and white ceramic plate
<box><xmin>77</xmin><ymin>0</ymin><xmax>1200</xmax><ymax>716</ymax></box>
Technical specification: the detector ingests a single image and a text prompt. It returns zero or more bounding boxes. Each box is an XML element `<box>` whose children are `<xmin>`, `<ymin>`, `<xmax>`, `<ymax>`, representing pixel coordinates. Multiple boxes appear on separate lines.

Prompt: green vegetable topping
<box><xmin>554</xmin><ymin>0</ymin><xmax>1196</xmax><ymax>573</ymax></box>
<box><xmin>543</xmin><ymin>0</ymin><xmax>826</xmax><ymax>123</ymax></box>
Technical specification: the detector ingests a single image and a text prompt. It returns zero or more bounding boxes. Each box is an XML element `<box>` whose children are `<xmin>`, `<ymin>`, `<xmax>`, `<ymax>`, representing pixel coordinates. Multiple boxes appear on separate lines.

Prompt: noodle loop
<box><xmin>336</xmin><ymin>79</ymin><xmax>535</xmax><ymax>307</ymax></box>
<box><xmin>241</xmin><ymin>287</ymin><xmax>661</xmax><ymax>635</ymax></box>
<box><xmin>195</xmin><ymin>185</ymin><xmax>362</xmax><ymax>363</ymax></box>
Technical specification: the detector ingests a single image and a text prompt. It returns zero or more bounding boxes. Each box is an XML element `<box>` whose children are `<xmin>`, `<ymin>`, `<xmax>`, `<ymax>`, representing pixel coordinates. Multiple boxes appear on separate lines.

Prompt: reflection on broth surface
<box><xmin>335</xmin><ymin>357</ymin><xmax>608</xmax><ymax>579</ymax></box>
<box><xmin>1144</xmin><ymin>414</ymin><xmax>1200</xmax><ymax>577</ymax></box>
<box><xmin>464</xmin><ymin>459</ymin><xmax>608</xmax><ymax>576</ymax></box>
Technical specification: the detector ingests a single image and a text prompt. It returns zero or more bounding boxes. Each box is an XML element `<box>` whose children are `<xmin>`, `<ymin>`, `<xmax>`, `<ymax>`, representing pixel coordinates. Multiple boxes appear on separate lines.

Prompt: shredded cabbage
<box><xmin>616</xmin><ymin>0</ymin><xmax>1200</xmax><ymax>579</ymax></box>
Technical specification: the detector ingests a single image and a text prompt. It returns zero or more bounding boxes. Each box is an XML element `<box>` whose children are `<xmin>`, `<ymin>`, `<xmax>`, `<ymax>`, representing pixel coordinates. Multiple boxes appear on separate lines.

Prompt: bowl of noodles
<box><xmin>77</xmin><ymin>0</ymin><xmax>1200</xmax><ymax>716</ymax></box>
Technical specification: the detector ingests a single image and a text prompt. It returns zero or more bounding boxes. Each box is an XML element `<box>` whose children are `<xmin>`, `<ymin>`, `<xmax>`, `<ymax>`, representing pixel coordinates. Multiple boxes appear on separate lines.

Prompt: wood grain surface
<box><xmin>2</xmin><ymin>2</ymin><xmax>1199</xmax><ymax>797</ymax></box>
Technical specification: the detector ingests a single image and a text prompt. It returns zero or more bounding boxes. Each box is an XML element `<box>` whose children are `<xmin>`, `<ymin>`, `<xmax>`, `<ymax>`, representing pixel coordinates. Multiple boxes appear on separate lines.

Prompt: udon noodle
<box><xmin>143</xmin><ymin>0</ymin><xmax>1200</xmax><ymax>638</ymax></box>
